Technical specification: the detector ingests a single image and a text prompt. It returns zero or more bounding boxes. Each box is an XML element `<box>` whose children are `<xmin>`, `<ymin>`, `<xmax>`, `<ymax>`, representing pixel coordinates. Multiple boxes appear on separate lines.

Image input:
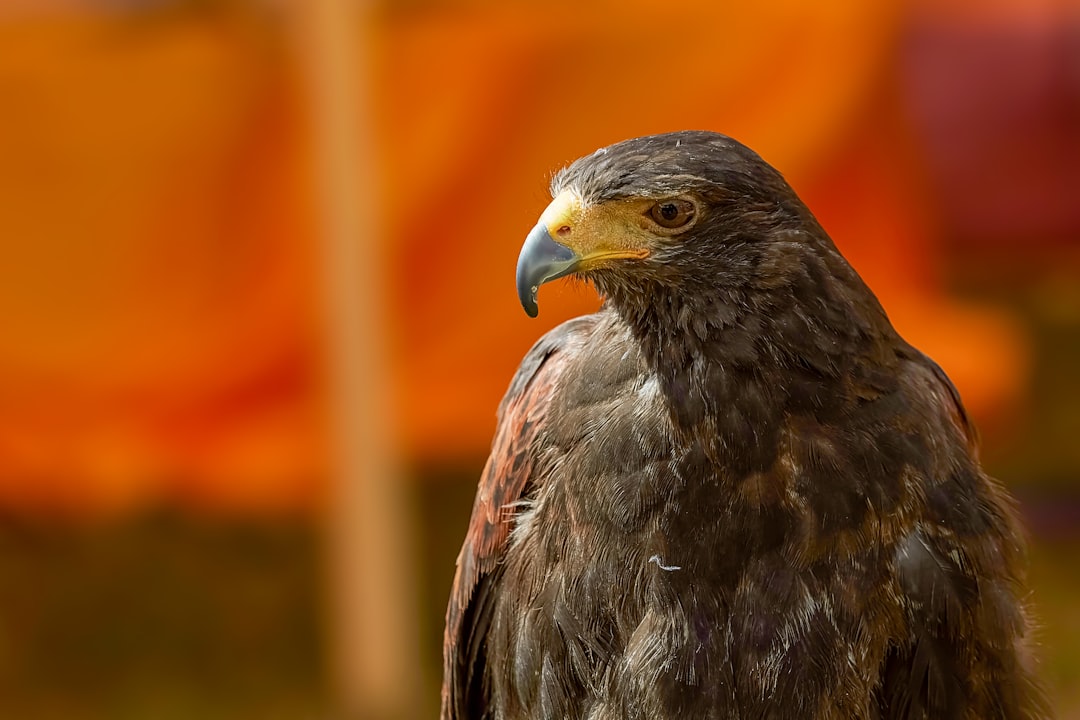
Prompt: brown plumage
<box><xmin>443</xmin><ymin>131</ymin><xmax>1044</xmax><ymax>720</ymax></box>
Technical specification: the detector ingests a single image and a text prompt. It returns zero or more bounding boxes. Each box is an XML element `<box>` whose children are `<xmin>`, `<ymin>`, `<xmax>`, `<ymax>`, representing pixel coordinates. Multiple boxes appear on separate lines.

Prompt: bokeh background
<box><xmin>0</xmin><ymin>0</ymin><xmax>1078</xmax><ymax>718</ymax></box>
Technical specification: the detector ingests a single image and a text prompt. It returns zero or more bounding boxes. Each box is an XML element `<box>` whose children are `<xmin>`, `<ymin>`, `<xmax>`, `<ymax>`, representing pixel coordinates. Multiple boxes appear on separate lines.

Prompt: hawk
<box><xmin>442</xmin><ymin>131</ymin><xmax>1044</xmax><ymax>720</ymax></box>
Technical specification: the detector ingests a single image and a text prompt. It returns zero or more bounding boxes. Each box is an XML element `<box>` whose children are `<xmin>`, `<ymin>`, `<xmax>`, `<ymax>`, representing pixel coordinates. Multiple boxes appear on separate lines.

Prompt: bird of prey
<box><xmin>443</xmin><ymin>131</ymin><xmax>1044</xmax><ymax>720</ymax></box>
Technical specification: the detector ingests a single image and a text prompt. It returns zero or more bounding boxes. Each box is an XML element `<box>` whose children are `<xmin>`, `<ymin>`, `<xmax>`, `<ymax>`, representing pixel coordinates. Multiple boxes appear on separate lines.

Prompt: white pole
<box><xmin>295</xmin><ymin>1</ymin><xmax>422</xmax><ymax>717</ymax></box>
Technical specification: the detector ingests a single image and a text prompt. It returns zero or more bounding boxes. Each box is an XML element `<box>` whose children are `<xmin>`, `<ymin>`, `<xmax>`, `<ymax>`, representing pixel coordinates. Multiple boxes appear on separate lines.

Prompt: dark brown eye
<box><xmin>647</xmin><ymin>198</ymin><xmax>696</xmax><ymax>230</ymax></box>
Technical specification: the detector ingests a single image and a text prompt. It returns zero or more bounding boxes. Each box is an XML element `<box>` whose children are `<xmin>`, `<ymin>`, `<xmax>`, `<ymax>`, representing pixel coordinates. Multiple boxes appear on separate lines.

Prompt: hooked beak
<box><xmin>515</xmin><ymin>222</ymin><xmax>580</xmax><ymax>318</ymax></box>
<box><xmin>514</xmin><ymin>188</ymin><xmax>653</xmax><ymax>317</ymax></box>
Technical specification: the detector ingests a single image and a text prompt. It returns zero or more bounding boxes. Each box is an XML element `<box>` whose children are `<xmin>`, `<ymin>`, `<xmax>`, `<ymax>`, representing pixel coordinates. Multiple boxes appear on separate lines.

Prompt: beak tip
<box><xmin>517</xmin><ymin>280</ymin><xmax>540</xmax><ymax>317</ymax></box>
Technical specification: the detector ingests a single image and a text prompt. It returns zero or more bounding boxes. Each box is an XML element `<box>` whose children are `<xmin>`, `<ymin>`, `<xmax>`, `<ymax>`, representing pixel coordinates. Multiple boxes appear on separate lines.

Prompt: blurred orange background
<box><xmin>0</xmin><ymin>0</ymin><xmax>1077</xmax><ymax>718</ymax></box>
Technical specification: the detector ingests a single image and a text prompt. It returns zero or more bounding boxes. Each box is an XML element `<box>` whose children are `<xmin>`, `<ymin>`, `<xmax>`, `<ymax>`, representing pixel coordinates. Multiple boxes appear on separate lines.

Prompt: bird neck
<box><xmin>607</xmin><ymin>277</ymin><xmax>772</xmax><ymax>375</ymax></box>
<box><xmin>610</xmin><ymin>278</ymin><xmax>775</xmax><ymax>400</ymax></box>
<box><xmin>606</xmin><ymin>270</ymin><xmax>896</xmax><ymax>473</ymax></box>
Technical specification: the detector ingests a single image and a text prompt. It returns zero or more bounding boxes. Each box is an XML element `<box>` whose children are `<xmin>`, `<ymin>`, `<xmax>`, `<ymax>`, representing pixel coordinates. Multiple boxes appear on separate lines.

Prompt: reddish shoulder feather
<box><xmin>442</xmin><ymin>317</ymin><xmax>592</xmax><ymax>720</ymax></box>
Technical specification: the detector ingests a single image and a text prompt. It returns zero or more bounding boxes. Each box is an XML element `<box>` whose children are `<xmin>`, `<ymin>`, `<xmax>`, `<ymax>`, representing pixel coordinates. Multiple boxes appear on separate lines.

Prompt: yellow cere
<box><xmin>537</xmin><ymin>189</ymin><xmax>653</xmax><ymax>267</ymax></box>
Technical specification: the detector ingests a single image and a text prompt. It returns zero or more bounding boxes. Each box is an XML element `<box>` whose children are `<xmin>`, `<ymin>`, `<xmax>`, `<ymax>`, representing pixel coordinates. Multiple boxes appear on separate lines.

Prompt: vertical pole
<box><xmin>295</xmin><ymin>1</ymin><xmax>421</xmax><ymax>718</ymax></box>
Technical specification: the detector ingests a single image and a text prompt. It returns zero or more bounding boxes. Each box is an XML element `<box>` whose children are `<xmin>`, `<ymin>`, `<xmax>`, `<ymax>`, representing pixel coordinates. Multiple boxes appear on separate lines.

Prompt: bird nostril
<box><xmin>556</xmin><ymin>225</ymin><xmax>571</xmax><ymax>237</ymax></box>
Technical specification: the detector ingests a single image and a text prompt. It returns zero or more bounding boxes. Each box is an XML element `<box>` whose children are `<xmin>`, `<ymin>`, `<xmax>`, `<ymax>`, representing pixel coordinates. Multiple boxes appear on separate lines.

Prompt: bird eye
<box><xmin>647</xmin><ymin>198</ymin><xmax>696</xmax><ymax>230</ymax></box>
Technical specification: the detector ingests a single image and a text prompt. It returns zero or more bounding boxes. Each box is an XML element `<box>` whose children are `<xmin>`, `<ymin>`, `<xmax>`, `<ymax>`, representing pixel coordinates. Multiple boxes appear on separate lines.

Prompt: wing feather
<box><xmin>876</xmin><ymin>352</ymin><xmax>1042</xmax><ymax>719</ymax></box>
<box><xmin>442</xmin><ymin>317</ymin><xmax>592</xmax><ymax>720</ymax></box>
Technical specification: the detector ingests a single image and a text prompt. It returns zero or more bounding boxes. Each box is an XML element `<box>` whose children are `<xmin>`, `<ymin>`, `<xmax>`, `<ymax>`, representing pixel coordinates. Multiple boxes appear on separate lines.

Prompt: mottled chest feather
<box><xmin>464</xmin><ymin>312</ymin><xmax>1038</xmax><ymax>720</ymax></box>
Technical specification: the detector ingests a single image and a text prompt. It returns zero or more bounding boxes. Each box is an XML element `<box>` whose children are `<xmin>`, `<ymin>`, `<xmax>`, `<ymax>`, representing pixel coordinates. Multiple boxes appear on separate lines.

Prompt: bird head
<box><xmin>516</xmin><ymin>130</ymin><xmax>825</xmax><ymax>319</ymax></box>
